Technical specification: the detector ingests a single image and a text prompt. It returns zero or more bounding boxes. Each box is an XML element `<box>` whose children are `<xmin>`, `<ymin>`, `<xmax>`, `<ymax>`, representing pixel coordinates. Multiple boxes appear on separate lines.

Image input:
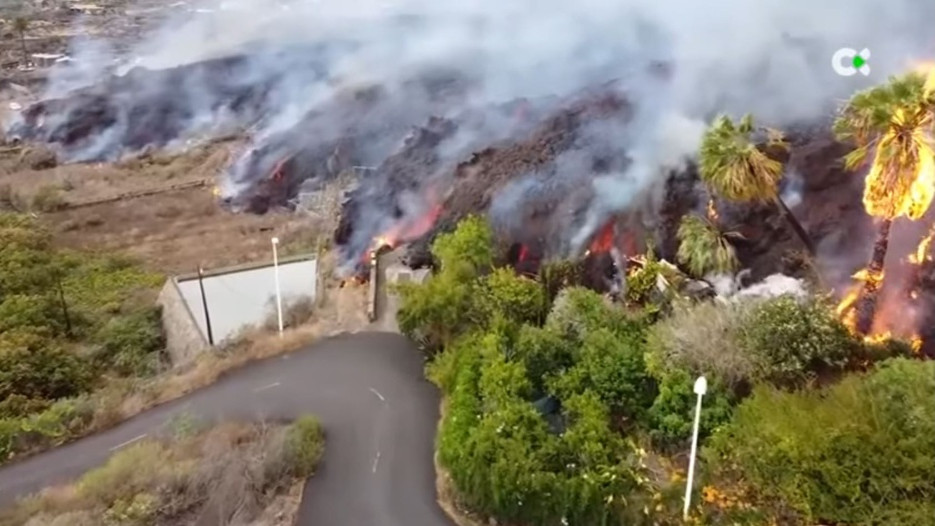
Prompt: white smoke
<box><xmin>23</xmin><ymin>0</ymin><xmax>935</xmax><ymax>258</ymax></box>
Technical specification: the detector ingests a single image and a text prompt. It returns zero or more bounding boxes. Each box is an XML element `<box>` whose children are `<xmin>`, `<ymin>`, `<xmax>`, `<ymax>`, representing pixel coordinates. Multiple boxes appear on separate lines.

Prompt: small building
<box><xmin>68</xmin><ymin>3</ymin><xmax>104</xmax><ymax>14</ymax></box>
<box><xmin>158</xmin><ymin>254</ymin><xmax>318</xmax><ymax>365</ymax></box>
<box><xmin>30</xmin><ymin>53</ymin><xmax>65</xmax><ymax>68</ymax></box>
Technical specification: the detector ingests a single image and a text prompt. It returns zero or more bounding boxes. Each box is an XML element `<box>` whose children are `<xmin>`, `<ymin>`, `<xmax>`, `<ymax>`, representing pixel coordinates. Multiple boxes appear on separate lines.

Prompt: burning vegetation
<box><xmin>832</xmin><ymin>65</ymin><xmax>935</xmax><ymax>349</ymax></box>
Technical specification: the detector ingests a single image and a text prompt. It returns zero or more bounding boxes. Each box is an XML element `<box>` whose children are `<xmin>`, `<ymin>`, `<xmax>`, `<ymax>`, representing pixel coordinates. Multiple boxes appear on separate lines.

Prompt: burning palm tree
<box><xmin>698</xmin><ymin>114</ymin><xmax>816</xmax><ymax>256</ymax></box>
<box><xmin>833</xmin><ymin>69</ymin><xmax>935</xmax><ymax>335</ymax></box>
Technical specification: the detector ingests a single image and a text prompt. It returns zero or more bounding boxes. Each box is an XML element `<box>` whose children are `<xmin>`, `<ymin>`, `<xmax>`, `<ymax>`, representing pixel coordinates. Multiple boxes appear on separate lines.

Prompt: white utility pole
<box><xmin>271</xmin><ymin>237</ymin><xmax>284</xmax><ymax>337</ymax></box>
<box><xmin>683</xmin><ymin>375</ymin><xmax>708</xmax><ymax>520</ymax></box>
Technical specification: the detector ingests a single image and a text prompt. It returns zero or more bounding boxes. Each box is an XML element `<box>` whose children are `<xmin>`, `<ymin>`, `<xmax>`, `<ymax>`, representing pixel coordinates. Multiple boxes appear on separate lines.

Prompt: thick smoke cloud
<box><xmin>13</xmin><ymin>0</ymin><xmax>935</xmax><ymax>262</ymax></box>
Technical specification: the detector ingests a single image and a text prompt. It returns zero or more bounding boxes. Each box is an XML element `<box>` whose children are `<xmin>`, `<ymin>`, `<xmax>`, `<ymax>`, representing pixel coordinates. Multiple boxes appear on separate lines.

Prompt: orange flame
<box><xmin>836</xmin><ymin>268</ymin><xmax>885</xmax><ymax>334</ymax></box>
<box><xmin>589</xmin><ymin>220</ymin><xmax>616</xmax><ymax>254</ymax></box>
<box><xmin>909</xmin><ymin>224</ymin><xmax>935</xmax><ymax>265</ymax></box>
<box><xmin>366</xmin><ymin>191</ymin><xmax>443</xmax><ymax>260</ymax></box>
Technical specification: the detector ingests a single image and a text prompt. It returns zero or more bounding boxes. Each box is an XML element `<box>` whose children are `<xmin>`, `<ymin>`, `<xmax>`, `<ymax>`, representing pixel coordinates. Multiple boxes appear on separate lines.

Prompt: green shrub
<box><xmin>545</xmin><ymin>286</ymin><xmax>641</xmax><ymax>342</ymax></box>
<box><xmin>79</xmin><ymin>442</ymin><xmax>167</xmax><ymax>505</ymax></box>
<box><xmin>707</xmin><ymin>358</ymin><xmax>935</xmax><ymax>525</ymax></box>
<box><xmin>396</xmin><ymin>271</ymin><xmax>478</xmax><ymax>352</ymax></box>
<box><xmin>476</xmin><ymin>268</ymin><xmax>548</xmax><ymax>326</ymax></box>
<box><xmin>0</xmin><ymin>294</ymin><xmax>67</xmax><ymax>336</ymax></box>
<box><xmin>284</xmin><ymin>415</ymin><xmax>325</xmax><ymax>478</ymax></box>
<box><xmin>549</xmin><ymin>328</ymin><xmax>654</xmax><ymax>423</ymax></box>
<box><xmin>0</xmin><ymin>339</ymin><xmax>93</xmax><ymax>402</ymax></box>
<box><xmin>0</xmin><ymin>394</ymin><xmax>49</xmax><ymax>418</ymax></box>
<box><xmin>511</xmin><ymin>325</ymin><xmax>573</xmax><ymax>393</ymax></box>
<box><xmin>537</xmin><ymin>259</ymin><xmax>586</xmax><ymax>303</ymax></box>
<box><xmin>93</xmin><ymin>307</ymin><xmax>165</xmax><ymax>376</ymax></box>
<box><xmin>645</xmin><ymin>369</ymin><xmax>736</xmax><ymax>447</ymax></box>
<box><xmin>431</xmin><ymin>215</ymin><xmax>494</xmax><ymax>274</ymax></box>
<box><xmin>739</xmin><ymin>295</ymin><xmax>858</xmax><ymax>385</ymax></box>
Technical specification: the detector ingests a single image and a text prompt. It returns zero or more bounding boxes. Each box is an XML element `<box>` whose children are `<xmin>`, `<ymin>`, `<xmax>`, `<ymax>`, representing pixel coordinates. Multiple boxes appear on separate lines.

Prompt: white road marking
<box><xmin>254</xmin><ymin>382</ymin><xmax>281</xmax><ymax>393</ymax></box>
<box><xmin>368</xmin><ymin>387</ymin><xmax>386</xmax><ymax>402</ymax></box>
<box><xmin>109</xmin><ymin>434</ymin><xmax>147</xmax><ymax>451</ymax></box>
<box><xmin>372</xmin><ymin>451</ymin><xmax>381</xmax><ymax>473</ymax></box>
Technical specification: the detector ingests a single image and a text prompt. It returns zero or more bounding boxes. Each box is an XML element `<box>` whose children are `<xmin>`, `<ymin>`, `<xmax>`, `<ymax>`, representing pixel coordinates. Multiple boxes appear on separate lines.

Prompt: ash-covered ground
<box><xmin>3</xmin><ymin>0</ymin><xmax>935</xmax><ymax>348</ymax></box>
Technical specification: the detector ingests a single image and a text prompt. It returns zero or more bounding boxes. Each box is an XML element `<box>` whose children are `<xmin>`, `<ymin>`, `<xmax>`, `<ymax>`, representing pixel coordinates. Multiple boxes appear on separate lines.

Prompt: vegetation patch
<box><xmin>0</xmin><ymin>212</ymin><xmax>165</xmax><ymax>461</ymax></box>
<box><xmin>0</xmin><ymin>416</ymin><xmax>324</xmax><ymax>526</ymax></box>
<box><xmin>403</xmin><ymin>212</ymin><xmax>922</xmax><ymax>526</ymax></box>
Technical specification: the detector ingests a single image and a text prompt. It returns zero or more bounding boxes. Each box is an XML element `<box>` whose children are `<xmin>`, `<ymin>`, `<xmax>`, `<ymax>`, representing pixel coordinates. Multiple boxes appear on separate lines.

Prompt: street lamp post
<box><xmin>271</xmin><ymin>237</ymin><xmax>284</xmax><ymax>337</ymax></box>
<box><xmin>683</xmin><ymin>375</ymin><xmax>708</xmax><ymax>520</ymax></box>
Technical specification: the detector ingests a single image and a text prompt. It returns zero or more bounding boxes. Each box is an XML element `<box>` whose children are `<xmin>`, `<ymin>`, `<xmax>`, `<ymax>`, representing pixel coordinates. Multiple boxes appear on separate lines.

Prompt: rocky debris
<box><xmin>4</xmin><ymin>44</ymin><xmax>344</xmax><ymax>161</ymax></box>
<box><xmin>397</xmin><ymin>88</ymin><xmax>632</xmax><ymax>269</ymax></box>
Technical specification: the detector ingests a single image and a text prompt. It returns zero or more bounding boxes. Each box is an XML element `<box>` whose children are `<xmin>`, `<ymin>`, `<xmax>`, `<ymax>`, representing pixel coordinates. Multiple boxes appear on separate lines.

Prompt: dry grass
<box><xmin>645</xmin><ymin>299</ymin><xmax>758</xmax><ymax>388</ymax></box>
<box><xmin>0</xmin><ymin>142</ymin><xmax>312</xmax><ymax>275</ymax></box>
<box><xmin>0</xmin><ymin>419</ymin><xmax>322</xmax><ymax>526</ymax></box>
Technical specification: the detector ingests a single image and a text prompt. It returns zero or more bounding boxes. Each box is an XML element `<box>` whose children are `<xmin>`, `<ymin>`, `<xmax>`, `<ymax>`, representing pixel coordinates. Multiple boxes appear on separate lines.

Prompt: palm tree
<box><xmin>833</xmin><ymin>70</ymin><xmax>935</xmax><ymax>335</ymax></box>
<box><xmin>676</xmin><ymin>214</ymin><xmax>738</xmax><ymax>278</ymax></box>
<box><xmin>12</xmin><ymin>17</ymin><xmax>29</xmax><ymax>67</ymax></box>
<box><xmin>699</xmin><ymin>114</ymin><xmax>815</xmax><ymax>256</ymax></box>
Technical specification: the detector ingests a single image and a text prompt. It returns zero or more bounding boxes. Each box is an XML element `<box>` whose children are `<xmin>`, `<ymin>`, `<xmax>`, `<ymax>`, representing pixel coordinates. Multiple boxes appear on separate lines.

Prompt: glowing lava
<box><xmin>364</xmin><ymin>191</ymin><xmax>443</xmax><ymax>262</ymax></box>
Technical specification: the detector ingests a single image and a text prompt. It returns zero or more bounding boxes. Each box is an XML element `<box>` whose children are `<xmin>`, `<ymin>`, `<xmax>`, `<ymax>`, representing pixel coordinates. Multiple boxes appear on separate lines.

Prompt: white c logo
<box><xmin>832</xmin><ymin>48</ymin><xmax>871</xmax><ymax>77</ymax></box>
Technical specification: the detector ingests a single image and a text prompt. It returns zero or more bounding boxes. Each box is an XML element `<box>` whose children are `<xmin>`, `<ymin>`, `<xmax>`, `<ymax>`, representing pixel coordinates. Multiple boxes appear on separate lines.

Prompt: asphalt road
<box><xmin>0</xmin><ymin>331</ymin><xmax>453</xmax><ymax>526</ymax></box>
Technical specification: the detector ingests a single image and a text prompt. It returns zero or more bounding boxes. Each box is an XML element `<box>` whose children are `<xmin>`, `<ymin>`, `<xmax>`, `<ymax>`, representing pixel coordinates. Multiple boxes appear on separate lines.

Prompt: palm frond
<box><xmin>841</xmin><ymin>71</ymin><xmax>935</xmax><ymax>220</ymax></box>
<box><xmin>676</xmin><ymin>215</ymin><xmax>738</xmax><ymax>278</ymax></box>
<box><xmin>699</xmin><ymin>114</ymin><xmax>783</xmax><ymax>204</ymax></box>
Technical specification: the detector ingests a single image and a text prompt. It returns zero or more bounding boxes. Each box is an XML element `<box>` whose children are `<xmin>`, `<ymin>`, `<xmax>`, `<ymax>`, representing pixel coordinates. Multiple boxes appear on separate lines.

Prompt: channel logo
<box><xmin>832</xmin><ymin>48</ymin><xmax>871</xmax><ymax>76</ymax></box>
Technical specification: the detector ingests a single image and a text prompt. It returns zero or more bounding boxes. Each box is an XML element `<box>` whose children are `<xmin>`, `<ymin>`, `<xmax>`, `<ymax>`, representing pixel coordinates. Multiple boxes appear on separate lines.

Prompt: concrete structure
<box><xmin>158</xmin><ymin>254</ymin><xmax>317</xmax><ymax>365</ymax></box>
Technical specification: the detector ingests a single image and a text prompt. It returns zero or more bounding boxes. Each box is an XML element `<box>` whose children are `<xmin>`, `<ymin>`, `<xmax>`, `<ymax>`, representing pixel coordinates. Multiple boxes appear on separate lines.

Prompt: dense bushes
<box><xmin>648</xmin><ymin>295</ymin><xmax>862</xmax><ymax>391</ymax></box>
<box><xmin>707</xmin><ymin>359</ymin><xmax>935</xmax><ymax>525</ymax></box>
<box><xmin>437</xmin><ymin>332</ymin><xmax>645</xmax><ymax>525</ymax></box>
<box><xmin>406</xmin><ymin>215</ymin><xmax>929</xmax><ymax>525</ymax></box>
<box><xmin>0</xmin><ymin>213</ymin><xmax>165</xmax><ymax>461</ymax></box>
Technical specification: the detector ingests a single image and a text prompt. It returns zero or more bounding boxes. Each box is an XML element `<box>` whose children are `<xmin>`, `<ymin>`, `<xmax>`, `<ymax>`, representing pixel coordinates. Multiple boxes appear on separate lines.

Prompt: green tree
<box><xmin>431</xmin><ymin>215</ymin><xmax>494</xmax><ymax>275</ymax></box>
<box><xmin>833</xmin><ymin>71</ymin><xmax>935</xmax><ymax>334</ymax></box>
<box><xmin>549</xmin><ymin>327</ymin><xmax>653</xmax><ymax>423</ymax></box>
<box><xmin>545</xmin><ymin>286</ymin><xmax>641</xmax><ymax>342</ymax></box>
<box><xmin>476</xmin><ymin>268</ymin><xmax>548</xmax><ymax>327</ymax></box>
<box><xmin>396</xmin><ymin>271</ymin><xmax>476</xmax><ymax>352</ymax></box>
<box><xmin>93</xmin><ymin>307</ymin><xmax>165</xmax><ymax>376</ymax></box>
<box><xmin>699</xmin><ymin>114</ymin><xmax>815</xmax><ymax>256</ymax></box>
<box><xmin>511</xmin><ymin>325</ymin><xmax>573</xmax><ymax>393</ymax></box>
<box><xmin>676</xmin><ymin>214</ymin><xmax>738</xmax><ymax>277</ymax></box>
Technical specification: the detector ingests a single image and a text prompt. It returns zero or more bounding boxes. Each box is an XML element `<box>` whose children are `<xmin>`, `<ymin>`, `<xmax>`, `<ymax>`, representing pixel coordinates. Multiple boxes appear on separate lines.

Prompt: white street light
<box><xmin>271</xmin><ymin>237</ymin><xmax>284</xmax><ymax>337</ymax></box>
<box><xmin>683</xmin><ymin>375</ymin><xmax>708</xmax><ymax>520</ymax></box>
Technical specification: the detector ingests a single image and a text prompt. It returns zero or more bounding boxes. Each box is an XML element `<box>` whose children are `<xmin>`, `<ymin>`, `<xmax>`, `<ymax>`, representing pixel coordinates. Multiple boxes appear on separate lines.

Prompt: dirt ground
<box><xmin>0</xmin><ymin>142</ymin><xmax>315</xmax><ymax>274</ymax></box>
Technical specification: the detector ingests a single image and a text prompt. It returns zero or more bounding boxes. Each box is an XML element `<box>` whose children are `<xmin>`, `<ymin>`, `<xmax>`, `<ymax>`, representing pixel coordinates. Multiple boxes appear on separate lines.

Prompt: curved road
<box><xmin>0</xmin><ymin>332</ymin><xmax>453</xmax><ymax>526</ymax></box>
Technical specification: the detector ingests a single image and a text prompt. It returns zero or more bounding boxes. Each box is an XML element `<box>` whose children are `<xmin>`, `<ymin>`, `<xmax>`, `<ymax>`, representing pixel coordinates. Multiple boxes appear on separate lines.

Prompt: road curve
<box><xmin>0</xmin><ymin>331</ymin><xmax>453</xmax><ymax>526</ymax></box>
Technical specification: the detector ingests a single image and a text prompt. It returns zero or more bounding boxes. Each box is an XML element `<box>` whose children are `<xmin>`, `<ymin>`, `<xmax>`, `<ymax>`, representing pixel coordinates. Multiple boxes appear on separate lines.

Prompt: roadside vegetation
<box><xmin>0</xmin><ymin>415</ymin><xmax>324</xmax><ymax>526</ymax></box>
<box><xmin>0</xmin><ymin>212</ymin><xmax>165</xmax><ymax>461</ymax></box>
<box><xmin>0</xmin><ymin>212</ymin><xmax>331</xmax><ymax>466</ymax></box>
<box><xmin>399</xmin><ymin>122</ymin><xmax>933</xmax><ymax>526</ymax></box>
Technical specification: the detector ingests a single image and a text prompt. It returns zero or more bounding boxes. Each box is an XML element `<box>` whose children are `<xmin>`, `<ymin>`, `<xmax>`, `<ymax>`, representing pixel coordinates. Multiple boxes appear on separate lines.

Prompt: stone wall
<box><xmin>157</xmin><ymin>278</ymin><xmax>207</xmax><ymax>366</ymax></box>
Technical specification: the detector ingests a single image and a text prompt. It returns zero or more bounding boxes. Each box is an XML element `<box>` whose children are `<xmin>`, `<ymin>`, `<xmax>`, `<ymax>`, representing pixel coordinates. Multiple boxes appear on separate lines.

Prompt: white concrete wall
<box><xmin>177</xmin><ymin>259</ymin><xmax>317</xmax><ymax>345</ymax></box>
